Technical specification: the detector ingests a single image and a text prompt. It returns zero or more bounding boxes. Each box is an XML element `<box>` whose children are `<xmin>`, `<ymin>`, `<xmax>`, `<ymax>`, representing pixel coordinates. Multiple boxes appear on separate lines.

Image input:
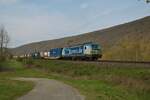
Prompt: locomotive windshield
<box><xmin>92</xmin><ymin>44</ymin><xmax>100</xmax><ymax>50</ymax></box>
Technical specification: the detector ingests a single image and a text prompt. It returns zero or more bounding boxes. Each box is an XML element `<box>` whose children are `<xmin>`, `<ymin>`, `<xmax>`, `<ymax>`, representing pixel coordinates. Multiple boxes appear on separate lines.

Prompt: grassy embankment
<box><xmin>0</xmin><ymin>59</ymin><xmax>150</xmax><ymax>100</ymax></box>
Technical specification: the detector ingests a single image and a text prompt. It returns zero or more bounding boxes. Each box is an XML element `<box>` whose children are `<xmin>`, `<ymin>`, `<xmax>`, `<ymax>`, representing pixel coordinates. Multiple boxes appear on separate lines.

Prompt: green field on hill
<box><xmin>0</xmin><ymin>59</ymin><xmax>150</xmax><ymax>100</ymax></box>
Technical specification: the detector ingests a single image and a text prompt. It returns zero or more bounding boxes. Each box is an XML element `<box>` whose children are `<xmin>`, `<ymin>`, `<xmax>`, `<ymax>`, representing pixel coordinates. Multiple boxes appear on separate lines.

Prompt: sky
<box><xmin>0</xmin><ymin>0</ymin><xmax>149</xmax><ymax>47</ymax></box>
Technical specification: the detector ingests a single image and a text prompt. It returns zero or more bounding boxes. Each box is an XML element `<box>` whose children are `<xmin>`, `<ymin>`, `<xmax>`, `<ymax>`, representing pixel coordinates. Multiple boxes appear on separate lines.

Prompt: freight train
<box><xmin>24</xmin><ymin>42</ymin><xmax>102</xmax><ymax>61</ymax></box>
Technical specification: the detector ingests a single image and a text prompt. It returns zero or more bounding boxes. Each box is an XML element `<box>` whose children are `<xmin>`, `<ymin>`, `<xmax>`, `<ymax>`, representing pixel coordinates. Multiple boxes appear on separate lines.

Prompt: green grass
<box><xmin>56</xmin><ymin>78</ymin><xmax>150</xmax><ymax>100</ymax></box>
<box><xmin>0</xmin><ymin>60</ymin><xmax>34</xmax><ymax>100</ymax></box>
<box><xmin>31</xmin><ymin>60</ymin><xmax>150</xmax><ymax>100</ymax></box>
<box><xmin>0</xmin><ymin>59</ymin><xmax>150</xmax><ymax>100</ymax></box>
<box><xmin>0</xmin><ymin>79</ymin><xmax>34</xmax><ymax>100</ymax></box>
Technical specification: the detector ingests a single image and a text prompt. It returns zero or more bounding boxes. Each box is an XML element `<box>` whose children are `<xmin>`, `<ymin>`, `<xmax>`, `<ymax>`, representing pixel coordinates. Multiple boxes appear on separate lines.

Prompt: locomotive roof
<box><xmin>68</xmin><ymin>42</ymin><xmax>98</xmax><ymax>47</ymax></box>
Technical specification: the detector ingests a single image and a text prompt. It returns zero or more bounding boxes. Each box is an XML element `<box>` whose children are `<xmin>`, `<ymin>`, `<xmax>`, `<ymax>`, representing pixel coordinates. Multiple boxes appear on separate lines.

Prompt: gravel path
<box><xmin>13</xmin><ymin>78</ymin><xmax>84</xmax><ymax>100</ymax></box>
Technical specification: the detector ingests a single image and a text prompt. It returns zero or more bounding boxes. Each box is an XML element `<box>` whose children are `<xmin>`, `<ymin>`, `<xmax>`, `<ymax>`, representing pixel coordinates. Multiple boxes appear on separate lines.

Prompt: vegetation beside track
<box><xmin>31</xmin><ymin>60</ymin><xmax>150</xmax><ymax>100</ymax></box>
<box><xmin>0</xmin><ymin>59</ymin><xmax>150</xmax><ymax>100</ymax></box>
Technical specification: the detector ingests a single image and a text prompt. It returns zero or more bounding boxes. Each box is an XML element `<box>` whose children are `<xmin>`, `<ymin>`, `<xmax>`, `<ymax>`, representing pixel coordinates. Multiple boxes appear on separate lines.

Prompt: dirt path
<box><xmin>13</xmin><ymin>78</ymin><xmax>85</xmax><ymax>100</ymax></box>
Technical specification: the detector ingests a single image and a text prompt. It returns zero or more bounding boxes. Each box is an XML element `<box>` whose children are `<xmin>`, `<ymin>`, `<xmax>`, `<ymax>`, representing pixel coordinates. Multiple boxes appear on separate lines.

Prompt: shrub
<box><xmin>16</xmin><ymin>57</ymin><xmax>24</xmax><ymax>62</ymax></box>
<box><xmin>25</xmin><ymin>59</ymin><xmax>33</xmax><ymax>65</ymax></box>
<box><xmin>0</xmin><ymin>56</ymin><xmax>6</xmax><ymax>62</ymax></box>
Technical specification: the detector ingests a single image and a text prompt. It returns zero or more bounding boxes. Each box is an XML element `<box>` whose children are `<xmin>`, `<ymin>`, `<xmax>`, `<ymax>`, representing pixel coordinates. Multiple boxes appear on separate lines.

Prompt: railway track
<box><xmin>53</xmin><ymin>59</ymin><xmax>150</xmax><ymax>65</ymax></box>
<box><xmin>98</xmin><ymin>60</ymin><xmax>150</xmax><ymax>64</ymax></box>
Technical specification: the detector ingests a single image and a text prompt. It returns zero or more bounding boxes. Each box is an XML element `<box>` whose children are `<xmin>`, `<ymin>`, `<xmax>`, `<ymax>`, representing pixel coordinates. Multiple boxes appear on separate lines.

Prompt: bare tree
<box><xmin>0</xmin><ymin>25</ymin><xmax>10</xmax><ymax>61</ymax></box>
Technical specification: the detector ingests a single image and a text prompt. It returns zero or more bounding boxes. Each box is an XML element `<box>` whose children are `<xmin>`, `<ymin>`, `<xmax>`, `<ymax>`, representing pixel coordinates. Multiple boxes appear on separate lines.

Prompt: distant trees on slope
<box><xmin>103</xmin><ymin>34</ymin><xmax>150</xmax><ymax>61</ymax></box>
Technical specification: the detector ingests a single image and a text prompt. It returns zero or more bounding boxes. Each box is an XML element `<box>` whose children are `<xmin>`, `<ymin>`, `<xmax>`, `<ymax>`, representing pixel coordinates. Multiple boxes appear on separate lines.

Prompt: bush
<box><xmin>25</xmin><ymin>59</ymin><xmax>33</xmax><ymax>65</ymax></box>
<box><xmin>0</xmin><ymin>56</ymin><xmax>6</xmax><ymax>62</ymax></box>
<box><xmin>16</xmin><ymin>57</ymin><xmax>24</xmax><ymax>62</ymax></box>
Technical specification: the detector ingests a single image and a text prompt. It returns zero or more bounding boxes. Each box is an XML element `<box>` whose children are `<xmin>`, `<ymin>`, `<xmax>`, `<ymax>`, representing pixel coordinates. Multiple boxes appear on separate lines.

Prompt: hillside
<box><xmin>11</xmin><ymin>16</ymin><xmax>150</xmax><ymax>61</ymax></box>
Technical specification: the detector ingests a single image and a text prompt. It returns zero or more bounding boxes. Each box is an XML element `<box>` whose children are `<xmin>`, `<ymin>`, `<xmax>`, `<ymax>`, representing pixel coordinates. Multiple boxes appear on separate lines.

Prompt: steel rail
<box><xmin>98</xmin><ymin>60</ymin><xmax>150</xmax><ymax>64</ymax></box>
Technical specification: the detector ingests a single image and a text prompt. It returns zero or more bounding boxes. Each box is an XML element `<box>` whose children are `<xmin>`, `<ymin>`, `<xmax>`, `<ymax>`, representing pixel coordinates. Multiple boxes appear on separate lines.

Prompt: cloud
<box><xmin>0</xmin><ymin>2</ymin><xmax>84</xmax><ymax>47</ymax></box>
<box><xmin>80</xmin><ymin>3</ymin><xmax>89</xmax><ymax>9</ymax></box>
<box><xmin>1</xmin><ymin>12</ymin><xmax>83</xmax><ymax>47</ymax></box>
<box><xmin>0</xmin><ymin>0</ymin><xmax>19</xmax><ymax>5</ymax></box>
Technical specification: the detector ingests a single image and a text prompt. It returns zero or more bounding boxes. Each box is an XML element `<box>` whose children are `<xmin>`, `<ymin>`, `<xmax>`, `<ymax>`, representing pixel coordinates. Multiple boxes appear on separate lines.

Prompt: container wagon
<box><xmin>49</xmin><ymin>48</ymin><xmax>63</xmax><ymax>59</ymax></box>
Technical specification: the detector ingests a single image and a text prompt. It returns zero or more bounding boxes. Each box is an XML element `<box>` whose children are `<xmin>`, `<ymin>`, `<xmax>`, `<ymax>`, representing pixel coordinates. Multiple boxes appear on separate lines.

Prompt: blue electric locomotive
<box><xmin>62</xmin><ymin>42</ymin><xmax>102</xmax><ymax>60</ymax></box>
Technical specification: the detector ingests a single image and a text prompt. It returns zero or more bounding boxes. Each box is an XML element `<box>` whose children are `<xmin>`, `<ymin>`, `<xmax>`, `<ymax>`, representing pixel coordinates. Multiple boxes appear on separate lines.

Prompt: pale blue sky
<box><xmin>0</xmin><ymin>0</ymin><xmax>149</xmax><ymax>47</ymax></box>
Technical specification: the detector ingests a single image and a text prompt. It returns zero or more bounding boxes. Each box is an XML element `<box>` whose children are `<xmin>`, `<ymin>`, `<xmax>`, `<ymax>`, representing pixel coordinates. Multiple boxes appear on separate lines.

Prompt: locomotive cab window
<box><xmin>92</xmin><ymin>44</ymin><xmax>100</xmax><ymax>50</ymax></box>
